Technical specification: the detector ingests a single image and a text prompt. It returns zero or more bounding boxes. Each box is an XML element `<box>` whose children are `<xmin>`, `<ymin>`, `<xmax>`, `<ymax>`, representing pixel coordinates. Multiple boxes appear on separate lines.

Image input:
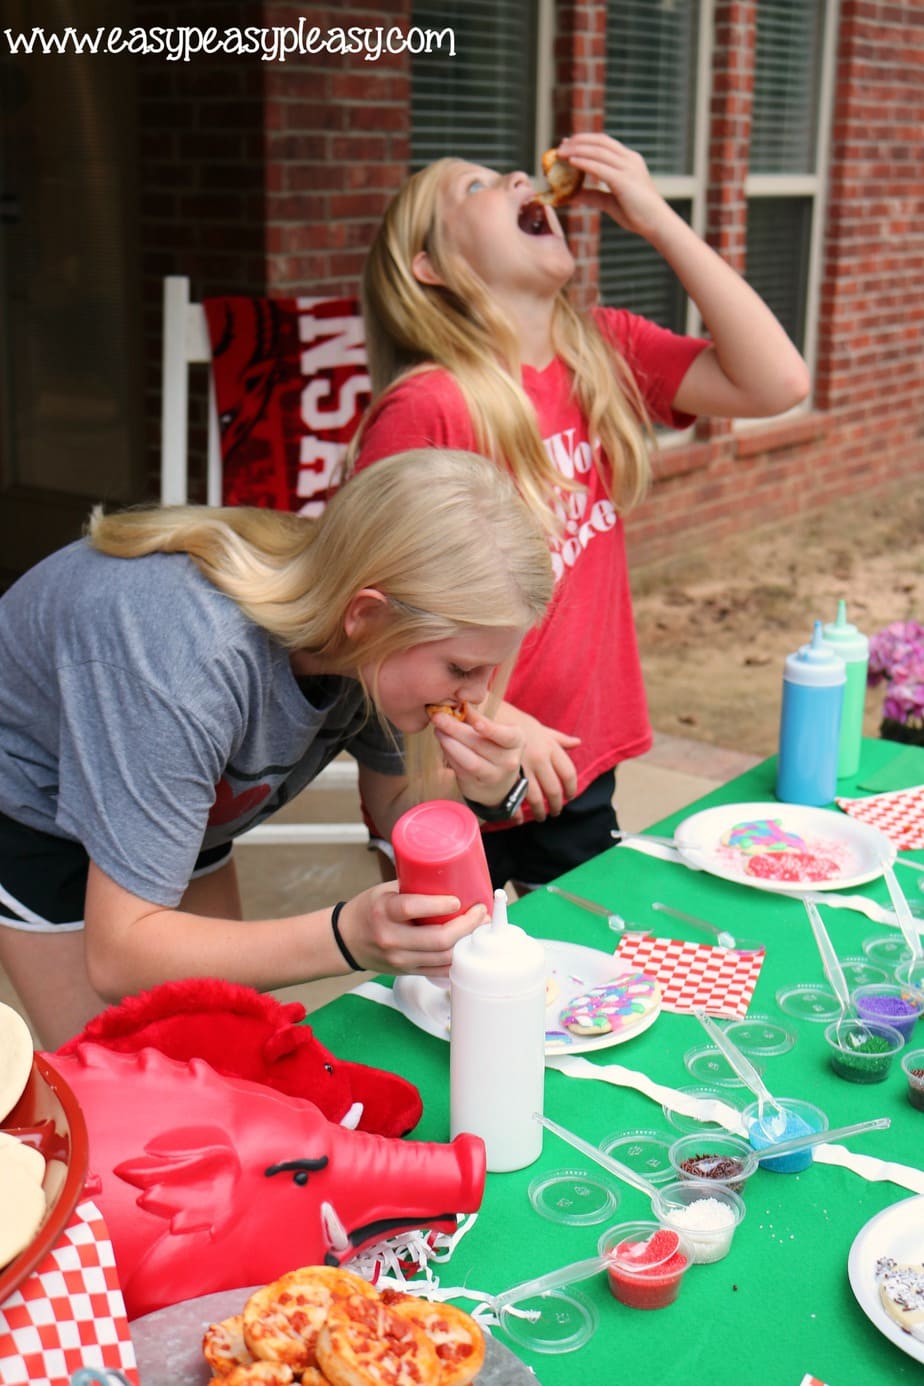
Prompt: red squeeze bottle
<box><xmin>392</xmin><ymin>801</ymin><xmax>494</xmax><ymax>925</ymax></box>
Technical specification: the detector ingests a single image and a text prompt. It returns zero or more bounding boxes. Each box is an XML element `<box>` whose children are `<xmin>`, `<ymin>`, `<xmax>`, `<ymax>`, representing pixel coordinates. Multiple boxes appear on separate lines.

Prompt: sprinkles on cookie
<box><xmin>559</xmin><ymin>972</ymin><xmax>659</xmax><ymax>1037</ymax></box>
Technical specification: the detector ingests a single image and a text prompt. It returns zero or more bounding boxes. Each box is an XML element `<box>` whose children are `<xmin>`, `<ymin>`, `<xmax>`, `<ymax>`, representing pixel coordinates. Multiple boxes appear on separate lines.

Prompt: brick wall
<box><xmin>624</xmin><ymin>0</ymin><xmax>924</xmax><ymax>571</ymax></box>
<box><xmin>262</xmin><ymin>0</ymin><xmax>411</xmax><ymax>294</ymax></box>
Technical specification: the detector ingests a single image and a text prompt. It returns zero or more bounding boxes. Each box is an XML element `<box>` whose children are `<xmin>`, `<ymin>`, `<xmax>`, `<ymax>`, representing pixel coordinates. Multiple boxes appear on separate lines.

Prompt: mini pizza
<box><xmin>385</xmin><ymin>1295</ymin><xmax>485</xmax><ymax>1386</ymax></box>
<box><xmin>203</xmin><ymin>1314</ymin><xmax>254</xmax><ymax>1375</ymax></box>
<box><xmin>243</xmin><ymin>1267</ymin><xmax>377</xmax><ymax>1371</ymax></box>
<box><xmin>208</xmin><ymin>1364</ymin><xmax>295</xmax><ymax>1386</ymax></box>
<box><xmin>299</xmin><ymin>1370</ymin><xmax>333</xmax><ymax>1386</ymax></box>
<box><xmin>537</xmin><ymin>148</ymin><xmax>584</xmax><ymax>206</ymax></box>
<box><xmin>316</xmin><ymin>1293</ymin><xmax>439</xmax><ymax>1386</ymax></box>
<box><xmin>426</xmin><ymin>702</ymin><xmax>468</xmax><ymax>722</ymax></box>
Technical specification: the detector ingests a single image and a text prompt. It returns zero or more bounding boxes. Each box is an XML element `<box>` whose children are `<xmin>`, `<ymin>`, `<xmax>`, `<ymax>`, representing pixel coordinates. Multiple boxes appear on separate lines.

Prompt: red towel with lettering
<box><xmin>203</xmin><ymin>295</ymin><xmax>370</xmax><ymax>514</ymax></box>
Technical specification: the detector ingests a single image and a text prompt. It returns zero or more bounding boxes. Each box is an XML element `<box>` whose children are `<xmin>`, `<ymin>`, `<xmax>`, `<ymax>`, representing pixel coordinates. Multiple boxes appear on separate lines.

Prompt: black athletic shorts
<box><xmin>481</xmin><ymin>768</ymin><xmax>618</xmax><ymax>890</ymax></box>
<box><xmin>0</xmin><ymin>809</ymin><xmax>232</xmax><ymax>931</ymax></box>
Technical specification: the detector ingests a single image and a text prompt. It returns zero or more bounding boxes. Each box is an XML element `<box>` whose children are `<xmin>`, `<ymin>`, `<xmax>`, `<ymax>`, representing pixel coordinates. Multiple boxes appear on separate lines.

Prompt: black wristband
<box><xmin>330</xmin><ymin>900</ymin><xmax>362</xmax><ymax>972</ymax></box>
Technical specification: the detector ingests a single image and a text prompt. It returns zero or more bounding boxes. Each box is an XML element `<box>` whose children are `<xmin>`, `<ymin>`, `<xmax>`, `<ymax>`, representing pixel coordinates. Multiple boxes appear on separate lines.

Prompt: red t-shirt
<box><xmin>354</xmin><ymin>308</ymin><xmax>709</xmax><ymax>815</ymax></box>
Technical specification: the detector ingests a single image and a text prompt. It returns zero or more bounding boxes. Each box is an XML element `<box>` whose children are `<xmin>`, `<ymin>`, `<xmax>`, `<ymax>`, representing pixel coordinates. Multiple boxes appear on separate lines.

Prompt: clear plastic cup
<box><xmin>598</xmin><ymin>1220</ymin><xmax>692</xmax><ymax>1308</ymax></box>
<box><xmin>823</xmin><ymin>1018</ymin><xmax>904</xmax><ymax>1084</ymax></box>
<box><xmin>900</xmin><ymin>1047</ymin><xmax>924</xmax><ymax>1112</ymax></box>
<box><xmin>895</xmin><ymin>958</ymin><xmax>924</xmax><ymax>995</ymax></box>
<box><xmin>667</xmin><ymin>1132</ymin><xmax>759</xmax><ymax>1194</ymax></box>
<box><xmin>852</xmin><ymin>983</ymin><xmax>924</xmax><ymax>1043</ymax></box>
<box><xmin>652</xmin><ymin>1179</ymin><xmax>745</xmax><ymax>1263</ymax></box>
<box><xmin>742</xmin><ymin>1097</ymin><xmax>828</xmax><ymax>1172</ymax></box>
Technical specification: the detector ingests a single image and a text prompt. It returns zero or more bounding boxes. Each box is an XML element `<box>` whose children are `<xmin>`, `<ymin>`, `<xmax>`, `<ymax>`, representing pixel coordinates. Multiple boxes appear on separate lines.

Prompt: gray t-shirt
<box><xmin>0</xmin><ymin>541</ymin><xmax>404</xmax><ymax>906</ymax></box>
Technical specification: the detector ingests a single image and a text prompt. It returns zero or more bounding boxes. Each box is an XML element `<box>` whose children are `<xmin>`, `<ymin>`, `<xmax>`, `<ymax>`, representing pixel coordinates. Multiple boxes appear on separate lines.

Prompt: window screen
<box><xmin>599</xmin><ymin>203</ymin><xmax>693</xmax><ymax>332</ymax></box>
<box><xmin>410</xmin><ymin>2</ymin><xmax>538</xmax><ymax>172</ymax></box>
<box><xmin>746</xmin><ymin>198</ymin><xmax>812</xmax><ymax>347</ymax></box>
<box><xmin>601</xmin><ymin>1</ymin><xmax>700</xmax><ymax>325</ymax></box>
<box><xmin>604</xmin><ymin>0</ymin><xmax>700</xmax><ymax>175</ymax></box>
<box><xmin>751</xmin><ymin>0</ymin><xmax>824</xmax><ymax>175</ymax></box>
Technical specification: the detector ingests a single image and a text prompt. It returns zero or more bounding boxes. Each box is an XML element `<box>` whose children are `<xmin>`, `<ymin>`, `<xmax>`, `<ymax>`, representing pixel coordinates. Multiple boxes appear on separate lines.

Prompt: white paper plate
<box><xmin>674</xmin><ymin>801</ymin><xmax>895</xmax><ymax>893</ymax></box>
<box><xmin>847</xmin><ymin>1194</ymin><xmax>924</xmax><ymax>1365</ymax></box>
<box><xmin>392</xmin><ymin>939</ymin><xmax>661</xmax><ymax>1056</ymax></box>
<box><xmin>130</xmin><ymin>1285</ymin><xmax>533</xmax><ymax>1384</ymax></box>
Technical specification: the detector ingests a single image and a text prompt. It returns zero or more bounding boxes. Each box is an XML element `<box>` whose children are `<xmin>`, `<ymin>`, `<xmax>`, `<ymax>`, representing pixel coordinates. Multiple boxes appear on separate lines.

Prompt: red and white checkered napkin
<box><xmin>836</xmin><ymin>784</ymin><xmax>924</xmax><ymax>851</ymax></box>
<box><xmin>0</xmin><ymin>1200</ymin><xmax>139</xmax><ymax>1386</ymax></box>
<box><xmin>615</xmin><ymin>934</ymin><xmax>764</xmax><ymax>1018</ymax></box>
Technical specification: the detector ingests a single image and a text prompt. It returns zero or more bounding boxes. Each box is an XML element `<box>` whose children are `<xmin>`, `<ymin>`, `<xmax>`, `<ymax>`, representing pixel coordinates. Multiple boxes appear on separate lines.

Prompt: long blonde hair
<box><xmin>350</xmin><ymin>158</ymin><xmax>654</xmax><ymax>527</ymax></box>
<box><xmin>88</xmin><ymin>451</ymin><xmax>552</xmax><ymax>684</ymax></box>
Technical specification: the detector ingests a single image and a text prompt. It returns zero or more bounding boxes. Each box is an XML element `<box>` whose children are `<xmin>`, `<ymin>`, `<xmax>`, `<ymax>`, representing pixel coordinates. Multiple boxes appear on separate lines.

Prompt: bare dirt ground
<box><xmin>632</xmin><ymin>480</ymin><xmax>923</xmax><ymax>759</ymax></box>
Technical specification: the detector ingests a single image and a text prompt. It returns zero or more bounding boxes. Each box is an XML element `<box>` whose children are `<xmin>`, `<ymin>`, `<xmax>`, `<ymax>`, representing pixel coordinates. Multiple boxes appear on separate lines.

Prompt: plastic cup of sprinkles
<box><xmin>823</xmin><ymin>1019</ymin><xmax>905</xmax><ymax>1084</ymax></box>
<box><xmin>667</xmin><ymin>1133</ymin><xmax>759</xmax><ymax>1195</ymax></box>
<box><xmin>598</xmin><ymin>1221</ymin><xmax>693</xmax><ymax>1309</ymax></box>
<box><xmin>651</xmin><ymin>1180</ymin><xmax>745</xmax><ymax>1264</ymax></box>
<box><xmin>743</xmin><ymin>1097</ymin><xmax>828</xmax><ymax>1173</ymax></box>
<box><xmin>852</xmin><ymin>983</ymin><xmax>924</xmax><ymax>1043</ymax></box>
<box><xmin>900</xmin><ymin>1048</ymin><xmax>924</xmax><ymax>1111</ymax></box>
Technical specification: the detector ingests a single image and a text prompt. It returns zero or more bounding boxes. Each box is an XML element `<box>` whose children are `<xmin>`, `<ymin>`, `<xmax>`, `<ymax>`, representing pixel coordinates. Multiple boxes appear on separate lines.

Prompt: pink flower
<box><xmin>870</xmin><ymin>622</ymin><xmax>924</xmax><ymax>727</ymax></box>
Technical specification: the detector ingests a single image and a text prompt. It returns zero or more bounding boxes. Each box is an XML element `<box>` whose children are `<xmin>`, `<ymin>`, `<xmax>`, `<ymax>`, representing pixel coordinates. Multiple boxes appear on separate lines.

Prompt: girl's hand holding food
<box><xmin>556</xmin><ymin>132</ymin><xmax>673</xmax><ymax>242</ymax></box>
<box><xmin>428</xmin><ymin>704</ymin><xmax>526</xmax><ymax>811</ymax></box>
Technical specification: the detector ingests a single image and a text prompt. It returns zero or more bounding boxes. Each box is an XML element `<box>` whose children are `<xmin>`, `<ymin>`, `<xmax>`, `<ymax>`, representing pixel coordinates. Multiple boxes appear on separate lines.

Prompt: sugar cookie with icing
<box><xmin>876</xmin><ymin>1256</ymin><xmax>924</xmax><ymax>1342</ymax></box>
<box><xmin>559</xmin><ymin>972</ymin><xmax>659</xmax><ymax>1037</ymax></box>
<box><xmin>721</xmin><ymin>818</ymin><xmax>806</xmax><ymax>855</ymax></box>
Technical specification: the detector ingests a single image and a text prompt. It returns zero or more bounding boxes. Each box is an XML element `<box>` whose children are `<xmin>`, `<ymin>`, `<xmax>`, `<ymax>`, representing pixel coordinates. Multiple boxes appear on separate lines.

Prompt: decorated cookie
<box><xmin>876</xmin><ymin>1256</ymin><xmax>924</xmax><ymax>1342</ymax></box>
<box><xmin>559</xmin><ymin>972</ymin><xmax>659</xmax><ymax>1037</ymax></box>
<box><xmin>545</xmin><ymin>976</ymin><xmax>560</xmax><ymax>1009</ymax></box>
<box><xmin>721</xmin><ymin>818</ymin><xmax>806</xmax><ymax>855</ymax></box>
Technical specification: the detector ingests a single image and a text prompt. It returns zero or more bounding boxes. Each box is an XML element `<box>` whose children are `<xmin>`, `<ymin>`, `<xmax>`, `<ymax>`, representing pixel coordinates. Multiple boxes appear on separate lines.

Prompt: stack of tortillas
<box><xmin>0</xmin><ymin>1002</ymin><xmax>47</xmax><ymax>1271</ymax></box>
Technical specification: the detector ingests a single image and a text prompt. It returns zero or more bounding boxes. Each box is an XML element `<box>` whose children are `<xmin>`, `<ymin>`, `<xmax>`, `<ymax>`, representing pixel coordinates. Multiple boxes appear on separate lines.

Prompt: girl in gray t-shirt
<box><xmin>0</xmin><ymin>449</ymin><xmax>551</xmax><ymax>1047</ymax></box>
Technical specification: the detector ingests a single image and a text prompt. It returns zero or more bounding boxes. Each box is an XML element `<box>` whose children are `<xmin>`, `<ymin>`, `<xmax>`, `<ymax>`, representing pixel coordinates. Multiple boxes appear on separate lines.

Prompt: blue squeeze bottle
<box><xmin>776</xmin><ymin>620</ymin><xmax>846</xmax><ymax>806</ymax></box>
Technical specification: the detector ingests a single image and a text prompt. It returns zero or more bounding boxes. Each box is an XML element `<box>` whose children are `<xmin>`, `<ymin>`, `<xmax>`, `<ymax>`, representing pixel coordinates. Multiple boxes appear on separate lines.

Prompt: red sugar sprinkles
<box><xmin>606</xmin><ymin>1229</ymin><xmax>689</xmax><ymax>1310</ymax></box>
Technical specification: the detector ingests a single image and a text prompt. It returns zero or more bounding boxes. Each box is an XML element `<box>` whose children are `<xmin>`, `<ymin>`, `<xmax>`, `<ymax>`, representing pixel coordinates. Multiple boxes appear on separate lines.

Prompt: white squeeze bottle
<box><xmin>449</xmin><ymin>889</ymin><xmax>546</xmax><ymax>1172</ymax></box>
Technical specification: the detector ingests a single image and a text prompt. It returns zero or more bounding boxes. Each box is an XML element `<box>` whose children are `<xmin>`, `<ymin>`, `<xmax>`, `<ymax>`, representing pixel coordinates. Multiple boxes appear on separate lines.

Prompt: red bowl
<box><xmin>0</xmin><ymin>1052</ymin><xmax>89</xmax><ymax>1304</ymax></box>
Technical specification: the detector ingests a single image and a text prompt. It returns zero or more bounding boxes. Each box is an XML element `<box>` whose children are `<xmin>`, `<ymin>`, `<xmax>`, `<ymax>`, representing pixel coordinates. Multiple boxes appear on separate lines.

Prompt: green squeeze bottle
<box><xmin>823</xmin><ymin>600</ymin><xmax>869</xmax><ymax>780</ymax></box>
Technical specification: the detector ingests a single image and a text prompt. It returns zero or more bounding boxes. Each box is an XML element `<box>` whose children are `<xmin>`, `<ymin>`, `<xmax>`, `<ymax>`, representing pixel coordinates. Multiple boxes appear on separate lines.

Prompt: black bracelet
<box><xmin>330</xmin><ymin>900</ymin><xmax>362</xmax><ymax>972</ymax></box>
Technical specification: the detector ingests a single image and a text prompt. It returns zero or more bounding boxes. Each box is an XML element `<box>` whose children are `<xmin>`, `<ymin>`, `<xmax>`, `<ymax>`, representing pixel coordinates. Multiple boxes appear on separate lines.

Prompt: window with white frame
<box><xmin>599</xmin><ymin>0</ymin><xmax>709</xmax><ymax>335</ymax></box>
<box><xmin>409</xmin><ymin>0</ymin><xmax>547</xmax><ymax>173</ymax></box>
<box><xmin>746</xmin><ymin>0</ymin><xmax>834</xmax><ymax>370</ymax></box>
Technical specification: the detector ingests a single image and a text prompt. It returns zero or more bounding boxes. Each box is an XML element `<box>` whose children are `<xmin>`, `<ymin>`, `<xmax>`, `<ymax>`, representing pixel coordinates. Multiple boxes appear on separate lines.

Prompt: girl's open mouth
<box><xmin>518</xmin><ymin>200</ymin><xmax>552</xmax><ymax>236</ymax></box>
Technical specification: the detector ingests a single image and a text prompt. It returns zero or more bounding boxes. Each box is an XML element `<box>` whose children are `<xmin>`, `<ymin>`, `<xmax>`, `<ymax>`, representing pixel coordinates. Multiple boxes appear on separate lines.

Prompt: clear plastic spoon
<box><xmin>693</xmin><ymin>1009</ymin><xmax>788</xmax><ymax>1138</ymax></box>
<box><xmin>492</xmin><ymin>1252</ymin><xmax>610</xmax><ymax>1312</ymax></box>
<box><xmin>547</xmin><ymin>885</ymin><xmax>629</xmax><ymax>933</ymax></box>
<box><xmin>881</xmin><ymin>859</ymin><xmax>923</xmax><ymax>961</ymax></box>
<box><xmin>748</xmin><ymin>1115</ymin><xmax>890</xmax><ymax>1163</ymax></box>
<box><xmin>536</xmin><ymin>1112</ymin><xmax>661</xmax><ymax>1201</ymax></box>
<box><xmin>651</xmin><ymin>901</ymin><xmax>737</xmax><ymax>950</ymax></box>
<box><xmin>804</xmin><ymin>898</ymin><xmax>876</xmax><ymax>1047</ymax></box>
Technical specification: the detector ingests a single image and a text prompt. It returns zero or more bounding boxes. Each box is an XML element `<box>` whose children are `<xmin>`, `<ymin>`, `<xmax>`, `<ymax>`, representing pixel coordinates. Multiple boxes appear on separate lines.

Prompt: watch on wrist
<box><xmin>463</xmin><ymin>769</ymin><xmax>529</xmax><ymax>822</ymax></box>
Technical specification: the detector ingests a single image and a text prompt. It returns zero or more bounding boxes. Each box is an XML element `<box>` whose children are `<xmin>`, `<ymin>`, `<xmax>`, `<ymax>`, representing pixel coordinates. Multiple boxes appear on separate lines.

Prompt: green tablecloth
<box><xmin>311</xmin><ymin>740</ymin><xmax>924</xmax><ymax>1385</ymax></box>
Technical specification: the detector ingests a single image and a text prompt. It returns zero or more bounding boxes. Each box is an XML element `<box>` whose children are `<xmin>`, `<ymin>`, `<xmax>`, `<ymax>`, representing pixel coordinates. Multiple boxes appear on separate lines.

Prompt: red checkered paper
<box><xmin>615</xmin><ymin>935</ymin><xmax>765</xmax><ymax>1018</ymax></box>
<box><xmin>0</xmin><ymin>1200</ymin><xmax>138</xmax><ymax>1386</ymax></box>
<box><xmin>836</xmin><ymin>785</ymin><xmax>924</xmax><ymax>851</ymax></box>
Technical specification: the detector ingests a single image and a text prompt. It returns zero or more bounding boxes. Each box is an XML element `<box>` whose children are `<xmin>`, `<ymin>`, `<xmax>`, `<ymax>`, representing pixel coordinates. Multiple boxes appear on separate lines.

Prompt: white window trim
<box><xmin>533</xmin><ymin>0</ymin><xmax>555</xmax><ymax>173</ymax></box>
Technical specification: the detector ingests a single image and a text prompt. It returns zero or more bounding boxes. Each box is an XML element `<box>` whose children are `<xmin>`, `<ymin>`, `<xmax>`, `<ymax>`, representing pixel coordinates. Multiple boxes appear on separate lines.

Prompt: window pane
<box><xmin>604</xmin><ymin>0</ymin><xmax>700</xmax><ymax>175</ymax></box>
<box><xmin>410</xmin><ymin>1</ymin><xmax>537</xmax><ymax>171</ymax></box>
<box><xmin>751</xmin><ymin>0</ymin><xmax>824</xmax><ymax>174</ymax></box>
<box><xmin>599</xmin><ymin>202</ymin><xmax>692</xmax><ymax>332</ymax></box>
<box><xmin>746</xmin><ymin>198</ymin><xmax>812</xmax><ymax>348</ymax></box>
